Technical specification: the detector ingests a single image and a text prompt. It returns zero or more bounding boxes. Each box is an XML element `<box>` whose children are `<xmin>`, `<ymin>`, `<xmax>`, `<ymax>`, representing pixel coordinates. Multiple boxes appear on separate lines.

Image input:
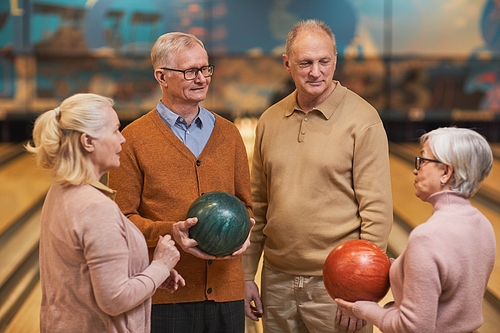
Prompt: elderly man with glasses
<box><xmin>108</xmin><ymin>32</ymin><xmax>254</xmax><ymax>333</ymax></box>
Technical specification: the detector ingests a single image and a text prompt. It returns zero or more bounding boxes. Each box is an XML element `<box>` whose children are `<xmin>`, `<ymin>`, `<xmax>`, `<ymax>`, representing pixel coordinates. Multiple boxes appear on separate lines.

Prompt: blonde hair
<box><xmin>421</xmin><ymin>127</ymin><xmax>493</xmax><ymax>198</ymax></box>
<box><xmin>285</xmin><ymin>19</ymin><xmax>336</xmax><ymax>57</ymax></box>
<box><xmin>151</xmin><ymin>32</ymin><xmax>205</xmax><ymax>70</ymax></box>
<box><xmin>26</xmin><ymin>93</ymin><xmax>114</xmax><ymax>185</ymax></box>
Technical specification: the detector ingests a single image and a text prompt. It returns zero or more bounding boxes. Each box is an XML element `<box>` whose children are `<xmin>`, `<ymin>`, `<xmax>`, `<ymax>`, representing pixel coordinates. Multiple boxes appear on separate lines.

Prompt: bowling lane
<box><xmin>0</xmin><ymin>143</ymin><xmax>14</xmax><ymax>153</ymax></box>
<box><xmin>491</xmin><ymin>143</ymin><xmax>500</xmax><ymax>159</ymax></box>
<box><xmin>3</xmin><ymin>281</ymin><xmax>41</xmax><ymax>333</ymax></box>
<box><xmin>0</xmin><ymin>153</ymin><xmax>52</xmax><ymax>236</ymax></box>
<box><xmin>389</xmin><ymin>154</ymin><xmax>432</xmax><ymax>229</ymax></box>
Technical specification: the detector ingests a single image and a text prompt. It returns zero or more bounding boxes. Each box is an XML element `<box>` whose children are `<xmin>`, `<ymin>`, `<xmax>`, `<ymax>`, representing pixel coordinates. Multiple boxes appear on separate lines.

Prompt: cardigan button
<box><xmin>196</xmin><ymin>160</ymin><xmax>201</xmax><ymax>166</ymax></box>
<box><xmin>208</xmin><ymin>260</ymin><xmax>212</xmax><ymax>265</ymax></box>
<box><xmin>207</xmin><ymin>288</ymin><xmax>212</xmax><ymax>294</ymax></box>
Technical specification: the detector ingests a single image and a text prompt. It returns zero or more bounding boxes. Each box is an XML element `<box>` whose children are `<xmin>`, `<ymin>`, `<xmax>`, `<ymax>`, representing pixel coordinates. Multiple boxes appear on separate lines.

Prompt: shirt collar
<box><xmin>286</xmin><ymin>80</ymin><xmax>347</xmax><ymax>120</ymax></box>
<box><xmin>89</xmin><ymin>178</ymin><xmax>117</xmax><ymax>201</ymax></box>
<box><xmin>156</xmin><ymin>100</ymin><xmax>205</xmax><ymax>129</ymax></box>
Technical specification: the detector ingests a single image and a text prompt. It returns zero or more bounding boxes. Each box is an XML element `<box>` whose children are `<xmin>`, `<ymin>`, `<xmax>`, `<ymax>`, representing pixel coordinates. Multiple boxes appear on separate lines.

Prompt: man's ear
<box><xmin>80</xmin><ymin>133</ymin><xmax>95</xmax><ymax>153</ymax></box>
<box><xmin>154</xmin><ymin>69</ymin><xmax>168</xmax><ymax>86</ymax></box>
<box><xmin>283</xmin><ymin>54</ymin><xmax>292</xmax><ymax>75</ymax></box>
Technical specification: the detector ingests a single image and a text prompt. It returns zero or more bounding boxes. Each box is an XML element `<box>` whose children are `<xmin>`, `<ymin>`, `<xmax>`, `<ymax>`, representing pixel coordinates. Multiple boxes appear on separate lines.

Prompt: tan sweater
<box><xmin>243</xmin><ymin>81</ymin><xmax>393</xmax><ymax>278</ymax></box>
<box><xmin>108</xmin><ymin>110</ymin><xmax>252</xmax><ymax>304</ymax></box>
<box><xmin>40</xmin><ymin>180</ymin><xmax>169</xmax><ymax>333</ymax></box>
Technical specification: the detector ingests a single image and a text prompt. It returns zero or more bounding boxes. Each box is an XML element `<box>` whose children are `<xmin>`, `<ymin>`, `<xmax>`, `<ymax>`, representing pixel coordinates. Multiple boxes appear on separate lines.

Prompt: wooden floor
<box><xmin>1</xmin><ymin>142</ymin><xmax>500</xmax><ymax>333</ymax></box>
<box><xmin>0</xmin><ymin>153</ymin><xmax>51</xmax><ymax>236</ymax></box>
<box><xmin>3</xmin><ymin>282</ymin><xmax>41</xmax><ymax>333</ymax></box>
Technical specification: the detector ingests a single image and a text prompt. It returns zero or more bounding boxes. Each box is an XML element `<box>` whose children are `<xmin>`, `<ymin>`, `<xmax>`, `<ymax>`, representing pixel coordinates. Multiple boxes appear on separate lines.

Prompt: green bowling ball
<box><xmin>186</xmin><ymin>191</ymin><xmax>251</xmax><ymax>256</ymax></box>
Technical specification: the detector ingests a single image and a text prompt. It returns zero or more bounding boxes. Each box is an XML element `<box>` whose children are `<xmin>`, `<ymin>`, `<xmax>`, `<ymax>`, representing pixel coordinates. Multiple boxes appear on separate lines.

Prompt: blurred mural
<box><xmin>0</xmin><ymin>0</ymin><xmax>500</xmax><ymax>141</ymax></box>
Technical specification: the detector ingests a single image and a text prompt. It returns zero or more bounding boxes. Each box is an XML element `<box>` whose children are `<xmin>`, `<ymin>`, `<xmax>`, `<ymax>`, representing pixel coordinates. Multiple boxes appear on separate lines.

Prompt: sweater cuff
<box><xmin>353</xmin><ymin>301</ymin><xmax>387</xmax><ymax>328</ymax></box>
<box><xmin>142</xmin><ymin>260</ymin><xmax>171</xmax><ymax>288</ymax></box>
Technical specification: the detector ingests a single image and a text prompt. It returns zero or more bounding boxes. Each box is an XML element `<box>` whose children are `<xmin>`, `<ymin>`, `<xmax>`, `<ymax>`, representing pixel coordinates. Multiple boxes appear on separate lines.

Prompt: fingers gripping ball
<box><xmin>186</xmin><ymin>191</ymin><xmax>251</xmax><ymax>256</ymax></box>
<box><xmin>323</xmin><ymin>239</ymin><xmax>390</xmax><ymax>302</ymax></box>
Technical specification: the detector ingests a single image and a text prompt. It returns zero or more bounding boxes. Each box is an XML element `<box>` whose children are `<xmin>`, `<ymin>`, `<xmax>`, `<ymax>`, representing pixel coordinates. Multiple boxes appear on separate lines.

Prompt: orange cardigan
<box><xmin>108</xmin><ymin>109</ymin><xmax>252</xmax><ymax>304</ymax></box>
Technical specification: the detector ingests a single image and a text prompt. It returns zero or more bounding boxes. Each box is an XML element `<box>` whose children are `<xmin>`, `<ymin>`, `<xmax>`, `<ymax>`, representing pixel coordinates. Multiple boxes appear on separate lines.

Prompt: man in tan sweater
<box><xmin>108</xmin><ymin>32</ymin><xmax>253</xmax><ymax>333</ymax></box>
<box><xmin>242</xmin><ymin>20</ymin><xmax>393</xmax><ymax>333</ymax></box>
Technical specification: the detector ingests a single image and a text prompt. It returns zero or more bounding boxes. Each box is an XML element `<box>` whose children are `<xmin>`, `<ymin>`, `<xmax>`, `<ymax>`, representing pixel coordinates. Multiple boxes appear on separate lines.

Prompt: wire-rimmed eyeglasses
<box><xmin>414</xmin><ymin>156</ymin><xmax>443</xmax><ymax>170</ymax></box>
<box><xmin>161</xmin><ymin>65</ymin><xmax>215</xmax><ymax>80</ymax></box>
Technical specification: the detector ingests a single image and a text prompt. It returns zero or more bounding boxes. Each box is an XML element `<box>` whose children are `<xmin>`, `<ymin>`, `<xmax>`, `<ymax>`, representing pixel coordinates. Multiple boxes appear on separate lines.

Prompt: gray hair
<box><xmin>26</xmin><ymin>93</ymin><xmax>114</xmax><ymax>185</ymax></box>
<box><xmin>285</xmin><ymin>19</ymin><xmax>336</xmax><ymax>57</ymax></box>
<box><xmin>151</xmin><ymin>32</ymin><xmax>205</xmax><ymax>70</ymax></box>
<box><xmin>421</xmin><ymin>127</ymin><xmax>493</xmax><ymax>198</ymax></box>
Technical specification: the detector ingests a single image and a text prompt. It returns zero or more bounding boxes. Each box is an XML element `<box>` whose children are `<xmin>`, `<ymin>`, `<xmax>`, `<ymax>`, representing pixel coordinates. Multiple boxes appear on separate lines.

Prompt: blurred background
<box><xmin>1</xmin><ymin>0</ymin><xmax>499</xmax><ymax>142</ymax></box>
<box><xmin>1</xmin><ymin>1</ymin><xmax>500</xmax><ymax>333</ymax></box>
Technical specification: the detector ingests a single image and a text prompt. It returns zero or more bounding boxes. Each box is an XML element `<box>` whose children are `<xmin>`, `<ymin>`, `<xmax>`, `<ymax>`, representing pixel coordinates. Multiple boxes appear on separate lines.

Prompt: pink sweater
<box><xmin>353</xmin><ymin>191</ymin><xmax>496</xmax><ymax>332</ymax></box>
<box><xmin>39</xmin><ymin>181</ymin><xmax>169</xmax><ymax>333</ymax></box>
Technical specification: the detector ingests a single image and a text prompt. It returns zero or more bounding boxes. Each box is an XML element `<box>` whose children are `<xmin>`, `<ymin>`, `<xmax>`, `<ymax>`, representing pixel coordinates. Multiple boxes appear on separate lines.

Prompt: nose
<box><xmin>309</xmin><ymin>63</ymin><xmax>321</xmax><ymax>77</ymax></box>
<box><xmin>193</xmin><ymin>70</ymin><xmax>207</xmax><ymax>83</ymax></box>
<box><xmin>120</xmin><ymin>132</ymin><xmax>126</xmax><ymax>144</ymax></box>
<box><xmin>413</xmin><ymin>168</ymin><xmax>418</xmax><ymax>175</ymax></box>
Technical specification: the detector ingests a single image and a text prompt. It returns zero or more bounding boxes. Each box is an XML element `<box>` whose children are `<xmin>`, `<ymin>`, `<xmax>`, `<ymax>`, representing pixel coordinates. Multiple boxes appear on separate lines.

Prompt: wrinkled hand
<box><xmin>335</xmin><ymin>298</ymin><xmax>367</xmax><ymax>333</ymax></box>
<box><xmin>152</xmin><ymin>235</ymin><xmax>180</xmax><ymax>271</ymax></box>
<box><xmin>160</xmin><ymin>269</ymin><xmax>186</xmax><ymax>293</ymax></box>
<box><xmin>172</xmin><ymin>218</ymin><xmax>217</xmax><ymax>260</ymax></box>
<box><xmin>244</xmin><ymin>280</ymin><xmax>263</xmax><ymax>321</ymax></box>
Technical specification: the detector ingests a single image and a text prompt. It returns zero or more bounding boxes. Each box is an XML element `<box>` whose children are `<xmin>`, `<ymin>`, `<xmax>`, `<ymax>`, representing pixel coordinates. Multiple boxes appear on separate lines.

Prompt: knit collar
<box><xmin>88</xmin><ymin>178</ymin><xmax>117</xmax><ymax>201</ymax></box>
<box><xmin>285</xmin><ymin>80</ymin><xmax>347</xmax><ymax>119</ymax></box>
<box><xmin>427</xmin><ymin>190</ymin><xmax>470</xmax><ymax>213</ymax></box>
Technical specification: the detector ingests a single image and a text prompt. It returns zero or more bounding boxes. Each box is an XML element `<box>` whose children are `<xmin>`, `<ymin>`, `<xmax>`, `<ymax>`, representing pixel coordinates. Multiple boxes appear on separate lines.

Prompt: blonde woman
<box><xmin>27</xmin><ymin>93</ymin><xmax>185</xmax><ymax>333</ymax></box>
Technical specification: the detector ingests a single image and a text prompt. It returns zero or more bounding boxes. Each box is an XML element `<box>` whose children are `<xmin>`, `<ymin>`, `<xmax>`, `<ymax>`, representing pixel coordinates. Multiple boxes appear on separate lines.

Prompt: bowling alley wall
<box><xmin>1</xmin><ymin>0</ymin><xmax>500</xmax><ymax>142</ymax></box>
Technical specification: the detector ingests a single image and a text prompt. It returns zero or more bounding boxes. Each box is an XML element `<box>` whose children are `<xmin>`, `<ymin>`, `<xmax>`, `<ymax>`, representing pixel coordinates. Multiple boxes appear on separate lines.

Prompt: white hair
<box><xmin>421</xmin><ymin>127</ymin><xmax>493</xmax><ymax>198</ymax></box>
<box><xmin>151</xmin><ymin>32</ymin><xmax>205</xmax><ymax>70</ymax></box>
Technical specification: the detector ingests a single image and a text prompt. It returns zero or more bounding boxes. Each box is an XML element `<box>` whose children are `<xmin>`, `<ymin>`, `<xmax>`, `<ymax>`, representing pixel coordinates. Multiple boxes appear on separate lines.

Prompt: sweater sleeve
<box><xmin>231</xmin><ymin>124</ymin><xmax>253</xmax><ymax>219</ymax></box>
<box><xmin>353</xmin><ymin>121</ymin><xmax>393</xmax><ymax>251</ymax></box>
<box><xmin>82</xmin><ymin>202</ymin><xmax>169</xmax><ymax>316</ymax></box>
<box><xmin>108</xmin><ymin>126</ymin><xmax>173</xmax><ymax>248</ymax></box>
<box><xmin>353</xmin><ymin>231</ymin><xmax>443</xmax><ymax>332</ymax></box>
<box><xmin>242</xmin><ymin>119</ymin><xmax>267</xmax><ymax>280</ymax></box>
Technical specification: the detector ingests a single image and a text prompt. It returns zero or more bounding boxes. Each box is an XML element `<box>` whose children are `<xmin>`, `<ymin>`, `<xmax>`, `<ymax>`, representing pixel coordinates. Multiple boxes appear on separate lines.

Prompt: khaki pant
<box><xmin>261</xmin><ymin>266</ymin><xmax>373</xmax><ymax>333</ymax></box>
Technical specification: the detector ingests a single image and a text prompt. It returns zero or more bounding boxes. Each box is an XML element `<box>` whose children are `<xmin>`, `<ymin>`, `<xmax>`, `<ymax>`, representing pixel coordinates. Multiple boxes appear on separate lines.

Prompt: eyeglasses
<box><xmin>414</xmin><ymin>156</ymin><xmax>443</xmax><ymax>170</ymax></box>
<box><xmin>161</xmin><ymin>65</ymin><xmax>214</xmax><ymax>80</ymax></box>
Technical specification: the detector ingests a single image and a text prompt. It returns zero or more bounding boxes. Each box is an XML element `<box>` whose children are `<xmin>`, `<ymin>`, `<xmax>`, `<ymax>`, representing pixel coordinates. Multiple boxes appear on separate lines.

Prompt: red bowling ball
<box><xmin>323</xmin><ymin>239</ymin><xmax>390</xmax><ymax>302</ymax></box>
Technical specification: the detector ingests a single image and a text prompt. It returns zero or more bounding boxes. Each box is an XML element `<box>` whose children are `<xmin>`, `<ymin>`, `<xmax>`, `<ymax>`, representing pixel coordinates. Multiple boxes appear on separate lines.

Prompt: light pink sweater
<box><xmin>353</xmin><ymin>191</ymin><xmax>496</xmax><ymax>332</ymax></box>
<box><xmin>39</xmin><ymin>181</ymin><xmax>169</xmax><ymax>333</ymax></box>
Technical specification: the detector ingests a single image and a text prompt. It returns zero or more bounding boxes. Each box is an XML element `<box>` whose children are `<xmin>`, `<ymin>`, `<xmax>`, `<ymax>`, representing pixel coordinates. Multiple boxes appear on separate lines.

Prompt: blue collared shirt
<box><xmin>156</xmin><ymin>100</ymin><xmax>215</xmax><ymax>158</ymax></box>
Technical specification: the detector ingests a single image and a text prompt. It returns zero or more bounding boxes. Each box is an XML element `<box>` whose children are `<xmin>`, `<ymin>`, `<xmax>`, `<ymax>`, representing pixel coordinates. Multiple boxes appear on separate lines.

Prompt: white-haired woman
<box><xmin>335</xmin><ymin>127</ymin><xmax>496</xmax><ymax>333</ymax></box>
<box><xmin>27</xmin><ymin>93</ymin><xmax>185</xmax><ymax>333</ymax></box>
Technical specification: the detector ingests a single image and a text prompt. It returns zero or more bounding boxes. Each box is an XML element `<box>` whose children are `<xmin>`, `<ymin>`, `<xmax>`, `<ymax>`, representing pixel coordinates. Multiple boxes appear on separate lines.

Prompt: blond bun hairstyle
<box><xmin>26</xmin><ymin>93</ymin><xmax>114</xmax><ymax>185</ymax></box>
